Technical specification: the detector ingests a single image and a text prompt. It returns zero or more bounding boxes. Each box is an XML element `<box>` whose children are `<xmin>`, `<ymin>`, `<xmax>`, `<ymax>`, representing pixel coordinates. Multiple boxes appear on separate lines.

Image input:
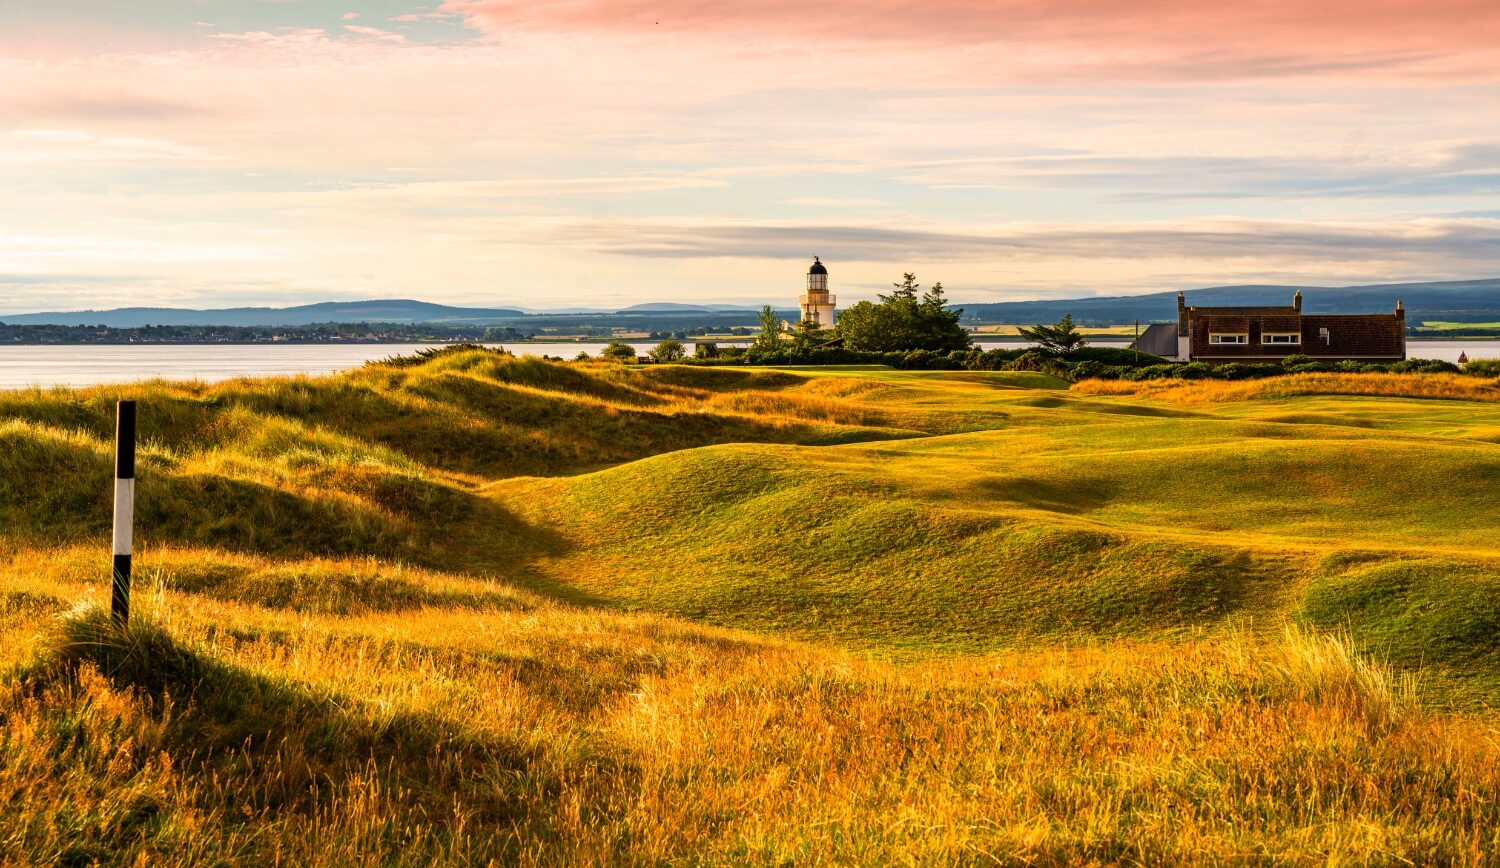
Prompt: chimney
<box><xmin>1293</xmin><ymin>290</ymin><xmax>1302</xmax><ymax>313</ymax></box>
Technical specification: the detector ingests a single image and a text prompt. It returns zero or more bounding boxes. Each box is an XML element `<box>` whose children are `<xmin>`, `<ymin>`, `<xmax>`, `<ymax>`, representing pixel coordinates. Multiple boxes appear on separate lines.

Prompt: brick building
<box><xmin>1161</xmin><ymin>291</ymin><xmax>1406</xmax><ymax>364</ymax></box>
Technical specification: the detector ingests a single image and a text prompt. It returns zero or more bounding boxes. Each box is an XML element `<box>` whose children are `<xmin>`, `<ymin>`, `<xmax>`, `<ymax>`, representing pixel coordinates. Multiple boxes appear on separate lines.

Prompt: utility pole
<box><xmin>112</xmin><ymin>400</ymin><xmax>136</xmax><ymax>626</ymax></box>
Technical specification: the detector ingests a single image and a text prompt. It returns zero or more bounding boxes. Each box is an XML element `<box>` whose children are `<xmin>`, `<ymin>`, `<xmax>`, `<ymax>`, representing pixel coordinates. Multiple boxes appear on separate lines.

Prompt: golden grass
<box><xmin>1074</xmin><ymin>372</ymin><xmax>1500</xmax><ymax>403</ymax></box>
<box><xmin>4</xmin><ymin>356</ymin><xmax>1500</xmax><ymax>863</ymax></box>
<box><xmin>1</xmin><ymin>568</ymin><xmax>1496</xmax><ymax>865</ymax></box>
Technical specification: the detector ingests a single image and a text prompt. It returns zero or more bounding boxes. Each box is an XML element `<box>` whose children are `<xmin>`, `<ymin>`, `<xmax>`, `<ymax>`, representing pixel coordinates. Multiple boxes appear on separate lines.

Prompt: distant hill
<box><xmin>616</xmin><ymin>303</ymin><xmax>762</xmax><ymax>313</ymax></box>
<box><xmin>0</xmin><ymin>299</ymin><xmax>527</xmax><ymax>327</ymax></box>
<box><xmin>958</xmin><ymin>278</ymin><xmax>1500</xmax><ymax>324</ymax></box>
<box><xmin>7</xmin><ymin>277</ymin><xmax>1496</xmax><ymax>328</ymax></box>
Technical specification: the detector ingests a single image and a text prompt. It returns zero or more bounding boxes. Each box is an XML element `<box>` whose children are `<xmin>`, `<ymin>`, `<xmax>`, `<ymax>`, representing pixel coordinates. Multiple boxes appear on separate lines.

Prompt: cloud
<box><xmin>0</xmin><ymin>129</ymin><xmax>211</xmax><ymax>166</ymax></box>
<box><xmin>787</xmin><ymin>197</ymin><xmax>889</xmax><ymax>208</ymax></box>
<box><xmin>892</xmin><ymin>144</ymin><xmax>1500</xmax><ymax>201</ymax></box>
<box><xmin>440</xmin><ymin>0</ymin><xmax>1500</xmax><ymax>81</ymax></box>
<box><xmin>526</xmin><ymin>215</ymin><xmax>1500</xmax><ymax>280</ymax></box>
<box><xmin>343</xmin><ymin>24</ymin><xmax>407</xmax><ymax>43</ymax></box>
<box><xmin>12</xmin><ymin>93</ymin><xmax>214</xmax><ymax>122</ymax></box>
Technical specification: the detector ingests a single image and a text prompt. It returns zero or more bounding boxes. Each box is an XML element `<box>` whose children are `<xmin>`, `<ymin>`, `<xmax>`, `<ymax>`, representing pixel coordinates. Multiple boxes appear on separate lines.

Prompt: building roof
<box><xmin>808</xmin><ymin>257</ymin><xmax>827</xmax><ymax>276</ymax></box>
<box><xmin>1132</xmin><ymin>322</ymin><xmax>1178</xmax><ymax>357</ymax></box>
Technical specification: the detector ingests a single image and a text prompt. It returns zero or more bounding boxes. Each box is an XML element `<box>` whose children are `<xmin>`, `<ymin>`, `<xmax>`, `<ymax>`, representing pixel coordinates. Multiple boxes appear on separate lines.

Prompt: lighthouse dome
<box><xmin>808</xmin><ymin>257</ymin><xmax>827</xmax><ymax>276</ymax></box>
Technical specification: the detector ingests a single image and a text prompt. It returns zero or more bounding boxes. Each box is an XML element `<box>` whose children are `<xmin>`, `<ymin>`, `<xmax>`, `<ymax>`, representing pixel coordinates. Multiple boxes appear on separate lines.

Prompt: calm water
<box><xmin>0</xmin><ymin>340</ymin><xmax>1495</xmax><ymax>389</ymax></box>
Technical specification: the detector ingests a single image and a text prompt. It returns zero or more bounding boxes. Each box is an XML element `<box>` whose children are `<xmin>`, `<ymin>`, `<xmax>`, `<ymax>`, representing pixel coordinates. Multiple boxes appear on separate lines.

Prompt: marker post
<box><xmin>112</xmin><ymin>400</ymin><xmax>136</xmax><ymax>626</ymax></box>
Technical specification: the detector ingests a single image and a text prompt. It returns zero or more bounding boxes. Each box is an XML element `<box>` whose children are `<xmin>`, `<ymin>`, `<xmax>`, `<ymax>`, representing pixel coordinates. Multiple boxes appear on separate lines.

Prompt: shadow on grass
<box><xmin>17</xmin><ymin>608</ymin><xmax>553</xmax><ymax>840</ymax></box>
<box><xmin>979</xmin><ymin>476</ymin><xmax>1116</xmax><ymax>514</ymax></box>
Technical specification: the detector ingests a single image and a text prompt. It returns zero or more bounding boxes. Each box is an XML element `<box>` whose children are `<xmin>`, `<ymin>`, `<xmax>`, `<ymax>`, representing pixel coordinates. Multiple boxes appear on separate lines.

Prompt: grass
<box><xmin>1074</xmin><ymin>372</ymin><xmax>1500</xmax><ymax>404</ymax></box>
<box><xmin>1</xmin><ymin>347</ymin><xmax>1498</xmax><ymax>863</ymax></box>
<box><xmin>1419</xmin><ymin>320</ymin><xmax>1500</xmax><ymax>331</ymax></box>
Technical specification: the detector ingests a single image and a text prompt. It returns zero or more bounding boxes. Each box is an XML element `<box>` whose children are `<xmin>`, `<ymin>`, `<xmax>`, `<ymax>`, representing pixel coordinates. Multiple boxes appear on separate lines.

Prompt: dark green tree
<box><xmin>601</xmin><ymin>341</ymin><xmax>637</xmax><ymax>363</ymax></box>
<box><xmin>792</xmin><ymin>318</ymin><xmax>831</xmax><ymax>351</ymax></box>
<box><xmin>754</xmin><ymin>305</ymin><xmax>784</xmax><ymax>352</ymax></box>
<box><xmin>837</xmin><ymin>273</ymin><xmax>970</xmax><ymax>352</ymax></box>
<box><xmin>1017</xmin><ymin>315</ymin><xmax>1087</xmax><ymax>356</ymax></box>
<box><xmin>649</xmin><ymin>338</ymin><xmax>685</xmax><ymax>362</ymax></box>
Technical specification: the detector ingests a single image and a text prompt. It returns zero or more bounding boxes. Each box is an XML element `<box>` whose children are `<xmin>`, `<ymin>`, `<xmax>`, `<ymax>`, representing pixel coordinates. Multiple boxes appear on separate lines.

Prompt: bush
<box><xmin>1389</xmin><ymin>358</ymin><xmax>1461</xmax><ymax>374</ymax></box>
<box><xmin>1067</xmin><ymin>346</ymin><xmax>1164</xmax><ymax>367</ymax></box>
<box><xmin>1463</xmin><ymin>358</ymin><xmax>1500</xmax><ymax>376</ymax></box>
<box><xmin>1005</xmin><ymin>350</ymin><xmax>1051</xmax><ymax>372</ymax></box>
<box><xmin>1176</xmin><ymin>362</ymin><xmax>1214</xmax><ymax>380</ymax></box>
<box><xmin>1068</xmin><ymin>360</ymin><xmax>1107</xmax><ymax>381</ymax></box>
<box><xmin>897</xmin><ymin>349</ymin><xmax>965</xmax><ymax>370</ymax></box>
<box><xmin>1120</xmin><ymin>364</ymin><xmax>1177</xmax><ymax>381</ymax></box>
<box><xmin>1281</xmin><ymin>353</ymin><xmax>1313</xmax><ymax>368</ymax></box>
<box><xmin>1214</xmin><ymin>363</ymin><xmax>1283</xmax><ymax>381</ymax></box>
<box><xmin>970</xmin><ymin>348</ymin><xmax>1025</xmax><ymax>371</ymax></box>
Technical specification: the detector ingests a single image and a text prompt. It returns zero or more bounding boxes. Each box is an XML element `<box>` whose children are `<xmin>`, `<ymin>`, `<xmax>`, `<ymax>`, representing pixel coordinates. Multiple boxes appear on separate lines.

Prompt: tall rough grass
<box><xmin>0</xmin><ymin>595</ymin><xmax>1495</xmax><ymax>865</ymax></box>
<box><xmin>1074</xmin><ymin>372</ymin><xmax>1500</xmax><ymax>403</ymax></box>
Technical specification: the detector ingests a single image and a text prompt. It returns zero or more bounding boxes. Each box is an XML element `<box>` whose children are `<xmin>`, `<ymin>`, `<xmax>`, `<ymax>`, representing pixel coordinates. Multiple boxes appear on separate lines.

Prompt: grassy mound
<box><xmin>2</xmin><ymin>357</ymin><xmax>1499</xmax><ymax>862</ymax></box>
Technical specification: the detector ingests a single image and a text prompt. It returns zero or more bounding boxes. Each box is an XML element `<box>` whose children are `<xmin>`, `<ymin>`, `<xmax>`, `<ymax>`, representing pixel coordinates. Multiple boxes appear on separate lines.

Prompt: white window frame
<box><xmin>1209</xmin><ymin>333</ymin><xmax>1248</xmax><ymax>345</ymax></box>
<box><xmin>1262</xmin><ymin>333</ymin><xmax>1301</xmax><ymax>345</ymax></box>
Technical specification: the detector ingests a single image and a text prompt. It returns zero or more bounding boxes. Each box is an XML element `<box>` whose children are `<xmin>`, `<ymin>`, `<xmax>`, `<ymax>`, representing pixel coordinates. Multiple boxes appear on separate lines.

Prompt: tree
<box><xmin>792</xmin><ymin>318</ymin><xmax>831</xmax><ymax>351</ymax></box>
<box><xmin>1017</xmin><ymin>315</ymin><xmax>1087</xmax><ymax>356</ymax></box>
<box><xmin>837</xmin><ymin>273</ymin><xmax>971</xmax><ymax>352</ymax></box>
<box><xmin>649</xmin><ymin>338</ymin><xmax>685</xmax><ymax>362</ymax></box>
<box><xmin>754</xmin><ymin>305</ymin><xmax>784</xmax><ymax>352</ymax></box>
<box><xmin>601</xmin><ymin>341</ymin><xmax>637</xmax><ymax>363</ymax></box>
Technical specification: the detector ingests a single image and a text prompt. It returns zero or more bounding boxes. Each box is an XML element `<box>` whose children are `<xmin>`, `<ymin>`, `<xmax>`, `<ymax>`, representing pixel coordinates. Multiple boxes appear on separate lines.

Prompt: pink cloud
<box><xmin>440</xmin><ymin>0</ymin><xmax>1500</xmax><ymax>79</ymax></box>
<box><xmin>341</xmin><ymin>12</ymin><xmax>359</xmax><ymax>21</ymax></box>
<box><xmin>344</xmin><ymin>24</ymin><xmax>408</xmax><ymax>43</ymax></box>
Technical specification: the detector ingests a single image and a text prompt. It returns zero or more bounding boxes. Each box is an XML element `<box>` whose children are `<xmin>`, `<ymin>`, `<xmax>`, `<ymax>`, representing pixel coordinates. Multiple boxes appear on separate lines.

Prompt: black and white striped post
<box><xmin>111</xmin><ymin>400</ymin><xmax>136</xmax><ymax>626</ymax></box>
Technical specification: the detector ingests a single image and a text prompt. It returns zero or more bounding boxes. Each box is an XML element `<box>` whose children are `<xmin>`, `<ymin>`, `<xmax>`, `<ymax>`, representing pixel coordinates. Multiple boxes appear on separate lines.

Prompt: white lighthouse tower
<box><xmin>799</xmin><ymin>257</ymin><xmax>836</xmax><ymax>328</ymax></box>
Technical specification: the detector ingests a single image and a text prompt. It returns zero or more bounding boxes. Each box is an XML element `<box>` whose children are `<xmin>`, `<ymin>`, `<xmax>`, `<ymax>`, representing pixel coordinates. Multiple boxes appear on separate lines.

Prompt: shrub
<box><xmin>1068</xmin><ymin>346</ymin><xmax>1164</xmax><ymax>367</ymax></box>
<box><xmin>1176</xmin><ymin>362</ymin><xmax>1214</xmax><ymax>380</ymax></box>
<box><xmin>898</xmin><ymin>349</ymin><xmax>964</xmax><ymax>370</ymax></box>
<box><xmin>1389</xmin><ymin>358</ymin><xmax>1461</xmax><ymax>374</ymax></box>
<box><xmin>1281</xmin><ymin>353</ymin><xmax>1313</xmax><ymax>368</ymax></box>
<box><xmin>1463</xmin><ymin>358</ymin><xmax>1500</xmax><ymax>376</ymax></box>
<box><xmin>1006</xmin><ymin>350</ymin><xmax>1051</xmax><ymax>372</ymax></box>
<box><xmin>972</xmin><ymin>348</ymin><xmax>1025</xmax><ymax>371</ymax></box>
<box><xmin>1068</xmin><ymin>360</ymin><xmax>1107</xmax><ymax>381</ymax></box>
<box><xmin>1123</xmin><ymin>364</ymin><xmax>1179</xmax><ymax>381</ymax></box>
<box><xmin>1214</xmin><ymin>363</ymin><xmax>1283</xmax><ymax>381</ymax></box>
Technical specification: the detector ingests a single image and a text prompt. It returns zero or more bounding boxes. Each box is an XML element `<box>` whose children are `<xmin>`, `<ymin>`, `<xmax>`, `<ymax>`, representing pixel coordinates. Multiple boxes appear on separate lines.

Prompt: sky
<box><xmin>1</xmin><ymin>0</ymin><xmax>1499</xmax><ymax>313</ymax></box>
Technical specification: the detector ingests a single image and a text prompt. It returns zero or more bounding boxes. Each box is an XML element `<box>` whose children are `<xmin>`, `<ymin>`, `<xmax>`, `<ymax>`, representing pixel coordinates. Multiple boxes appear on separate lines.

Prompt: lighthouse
<box><xmin>799</xmin><ymin>257</ymin><xmax>837</xmax><ymax>328</ymax></box>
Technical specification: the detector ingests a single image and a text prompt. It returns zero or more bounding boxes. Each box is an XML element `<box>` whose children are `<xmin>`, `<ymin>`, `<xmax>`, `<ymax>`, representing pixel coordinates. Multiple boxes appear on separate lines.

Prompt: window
<box><xmin>1209</xmin><ymin>333</ymin><xmax>1248</xmax><ymax>345</ymax></box>
<box><xmin>1263</xmin><ymin>333</ymin><xmax>1301</xmax><ymax>345</ymax></box>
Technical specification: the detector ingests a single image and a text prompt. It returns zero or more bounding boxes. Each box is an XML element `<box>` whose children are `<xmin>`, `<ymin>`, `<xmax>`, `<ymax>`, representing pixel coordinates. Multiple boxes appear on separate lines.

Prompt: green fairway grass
<box><xmin>1</xmin><ymin>348</ymin><xmax>1497</xmax><ymax>863</ymax></box>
